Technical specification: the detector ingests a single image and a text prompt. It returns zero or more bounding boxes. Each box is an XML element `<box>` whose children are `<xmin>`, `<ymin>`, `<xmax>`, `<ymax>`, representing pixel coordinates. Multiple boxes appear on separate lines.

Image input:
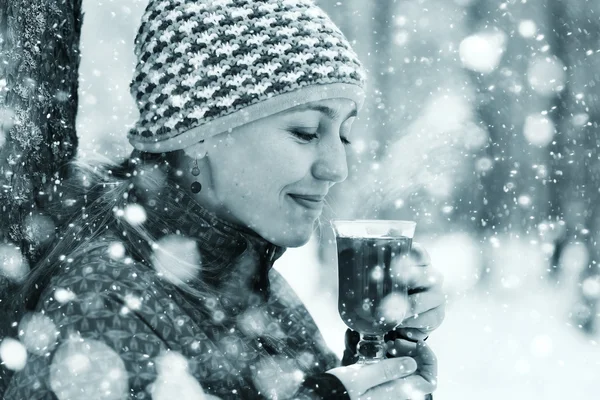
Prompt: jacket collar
<box><xmin>163</xmin><ymin>188</ymin><xmax>287</xmax><ymax>294</ymax></box>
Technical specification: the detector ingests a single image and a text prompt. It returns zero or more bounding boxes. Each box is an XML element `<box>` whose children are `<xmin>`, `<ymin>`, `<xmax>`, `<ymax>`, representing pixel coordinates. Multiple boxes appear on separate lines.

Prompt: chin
<box><xmin>271</xmin><ymin>227</ymin><xmax>314</xmax><ymax>248</ymax></box>
<box><xmin>281</xmin><ymin>235</ymin><xmax>311</xmax><ymax>248</ymax></box>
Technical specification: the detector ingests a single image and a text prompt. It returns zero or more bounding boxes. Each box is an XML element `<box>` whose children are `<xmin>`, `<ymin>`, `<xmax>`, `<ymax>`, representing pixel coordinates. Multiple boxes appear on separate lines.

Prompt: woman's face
<box><xmin>186</xmin><ymin>98</ymin><xmax>357</xmax><ymax>248</ymax></box>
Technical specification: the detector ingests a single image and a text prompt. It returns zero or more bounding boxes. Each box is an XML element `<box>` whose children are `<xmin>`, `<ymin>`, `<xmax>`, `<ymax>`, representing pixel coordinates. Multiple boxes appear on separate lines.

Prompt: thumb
<box><xmin>361</xmin><ymin>357</ymin><xmax>418</xmax><ymax>391</ymax></box>
<box><xmin>328</xmin><ymin>357</ymin><xmax>417</xmax><ymax>396</ymax></box>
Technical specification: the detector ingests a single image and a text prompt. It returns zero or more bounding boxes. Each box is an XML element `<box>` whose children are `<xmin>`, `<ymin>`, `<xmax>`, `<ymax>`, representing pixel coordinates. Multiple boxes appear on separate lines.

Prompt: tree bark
<box><xmin>0</xmin><ymin>0</ymin><xmax>82</xmax><ymax>273</ymax></box>
<box><xmin>0</xmin><ymin>0</ymin><xmax>82</xmax><ymax>389</ymax></box>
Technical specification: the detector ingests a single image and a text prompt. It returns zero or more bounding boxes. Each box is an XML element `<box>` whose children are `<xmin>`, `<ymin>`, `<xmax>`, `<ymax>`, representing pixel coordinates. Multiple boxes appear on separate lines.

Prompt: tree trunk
<box><xmin>0</xmin><ymin>0</ymin><xmax>82</xmax><ymax>389</ymax></box>
<box><xmin>547</xmin><ymin>0</ymin><xmax>600</xmax><ymax>334</ymax></box>
<box><xmin>467</xmin><ymin>0</ymin><xmax>554</xmax><ymax>287</ymax></box>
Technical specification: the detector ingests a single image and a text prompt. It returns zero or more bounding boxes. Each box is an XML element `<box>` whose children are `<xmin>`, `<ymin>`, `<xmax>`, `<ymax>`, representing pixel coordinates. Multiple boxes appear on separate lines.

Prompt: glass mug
<box><xmin>331</xmin><ymin>220</ymin><xmax>417</xmax><ymax>365</ymax></box>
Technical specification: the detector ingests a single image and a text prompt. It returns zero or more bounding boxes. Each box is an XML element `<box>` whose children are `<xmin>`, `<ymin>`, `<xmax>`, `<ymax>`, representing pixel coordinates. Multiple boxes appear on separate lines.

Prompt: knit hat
<box><xmin>127</xmin><ymin>0</ymin><xmax>367</xmax><ymax>153</ymax></box>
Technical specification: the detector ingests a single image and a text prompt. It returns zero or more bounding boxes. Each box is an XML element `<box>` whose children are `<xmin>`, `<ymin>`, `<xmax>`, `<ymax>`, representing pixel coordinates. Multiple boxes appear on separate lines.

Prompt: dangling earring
<box><xmin>190</xmin><ymin>157</ymin><xmax>202</xmax><ymax>194</ymax></box>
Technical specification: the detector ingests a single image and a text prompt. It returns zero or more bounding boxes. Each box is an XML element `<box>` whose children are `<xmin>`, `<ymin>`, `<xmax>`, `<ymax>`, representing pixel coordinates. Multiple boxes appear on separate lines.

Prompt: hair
<box><xmin>9</xmin><ymin>141</ymin><xmax>341</xmax><ymax>321</ymax></box>
<box><xmin>10</xmin><ymin>150</ymin><xmax>223</xmax><ymax>314</ymax></box>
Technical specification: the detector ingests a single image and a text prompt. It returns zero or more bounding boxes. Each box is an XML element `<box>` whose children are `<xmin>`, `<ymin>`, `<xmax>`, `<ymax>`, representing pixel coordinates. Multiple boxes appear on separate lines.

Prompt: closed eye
<box><xmin>290</xmin><ymin>130</ymin><xmax>318</xmax><ymax>142</ymax></box>
<box><xmin>290</xmin><ymin>130</ymin><xmax>352</xmax><ymax>146</ymax></box>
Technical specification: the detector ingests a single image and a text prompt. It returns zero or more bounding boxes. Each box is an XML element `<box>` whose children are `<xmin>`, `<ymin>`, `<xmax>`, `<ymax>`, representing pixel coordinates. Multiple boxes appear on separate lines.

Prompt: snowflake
<box><xmin>49</xmin><ymin>338</ymin><xmax>128</xmax><ymax>400</ymax></box>
<box><xmin>459</xmin><ymin>31</ymin><xmax>506</xmax><ymax>74</ymax></box>
<box><xmin>0</xmin><ymin>244</ymin><xmax>29</xmax><ymax>283</ymax></box>
<box><xmin>0</xmin><ymin>338</ymin><xmax>27</xmax><ymax>371</ymax></box>
<box><xmin>123</xmin><ymin>203</ymin><xmax>147</xmax><ymax>226</ymax></box>
<box><xmin>377</xmin><ymin>293</ymin><xmax>409</xmax><ymax>325</ymax></box>
<box><xmin>18</xmin><ymin>312</ymin><xmax>59</xmax><ymax>356</ymax></box>
<box><xmin>151</xmin><ymin>351</ymin><xmax>208</xmax><ymax>399</ymax></box>
<box><xmin>54</xmin><ymin>288</ymin><xmax>77</xmax><ymax>304</ymax></box>
<box><xmin>107</xmin><ymin>242</ymin><xmax>126</xmax><ymax>260</ymax></box>
<box><xmin>151</xmin><ymin>235</ymin><xmax>202</xmax><ymax>285</ymax></box>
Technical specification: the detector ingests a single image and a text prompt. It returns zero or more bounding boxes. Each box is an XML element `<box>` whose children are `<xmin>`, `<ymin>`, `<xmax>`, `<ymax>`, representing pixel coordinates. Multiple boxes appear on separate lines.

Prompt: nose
<box><xmin>311</xmin><ymin>135</ymin><xmax>348</xmax><ymax>184</ymax></box>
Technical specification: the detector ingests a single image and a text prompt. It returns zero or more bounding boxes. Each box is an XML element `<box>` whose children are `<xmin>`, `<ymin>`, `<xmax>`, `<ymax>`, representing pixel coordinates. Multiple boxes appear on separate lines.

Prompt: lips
<box><xmin>288</xmin><ymin>194</ymin><xmax>325</xmax><ymax>210</ymax></box>
<box><xmin>290</xmin><ymin>194</ymin><xmax>326</xmax><ymax>202</ymax></box>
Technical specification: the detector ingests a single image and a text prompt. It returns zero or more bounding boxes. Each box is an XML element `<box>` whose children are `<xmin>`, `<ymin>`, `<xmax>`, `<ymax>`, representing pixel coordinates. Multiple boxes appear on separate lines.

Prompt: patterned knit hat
<box><xmin>128</xmin><ymin>0</ymin><xmax>367</xmax><ymax>153</ymax></box>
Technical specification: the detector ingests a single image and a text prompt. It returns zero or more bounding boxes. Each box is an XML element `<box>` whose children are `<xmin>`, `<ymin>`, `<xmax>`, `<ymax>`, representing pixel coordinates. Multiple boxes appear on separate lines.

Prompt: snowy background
<box><xmin>72</xmin><ymin>0</ymin><xmax>600</xmax><ymax>399</ymax></box>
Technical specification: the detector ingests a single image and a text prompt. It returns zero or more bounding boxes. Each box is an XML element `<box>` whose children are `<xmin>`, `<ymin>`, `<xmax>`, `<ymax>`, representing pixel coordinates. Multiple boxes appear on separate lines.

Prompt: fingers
<box><xmin>359</xmin><ymin>357</ymin><xmax>417</xmax><ymax>392</ymax></box>
<box><xmin>328</xmin><ymin>357</ymin><xmax>418</xmax><ymax>396</ymax></box>
<box><xmin>385</xmin><ymin>338</ymin><xmax>418</xmax><ymax>358</ymax></box>
<box><xmin>406</xmin><ymin>265</ymin><xmax>444</xmax><ymax>292</ymax></box>
<box><xmin>415</xmin><ymin>341</ymin><xmax>437</xmax><ymax>383</ymax></box>
<box><xmin>362</xmin><ymin>374</ymin><xmax>435</xmax><ymax>399</ymax></box>
<box><xmin>385</xmin><ymin>340</ymin><xmax>437</xmax><ymax>379</ymax></box>
<box><xmin>402</xmin><ymin>304</ymin><xmax>446</xmax><ymax>331</ymax></box>
<box><xmin>345</xmin><ymin>328</ymin><xmax>360</xmax><ymax>350</ymax></box>
<box><xmin>391</xmin><ymin>248</ymin><xmax>444</xmax><ymax>291</ymax></box>
<box><xmin>394</xmin><ymin>327</ymin><xmax>430</xmax><ymax>342</ymax></box>
<box><xmin>409</xmin><ymin>242</ymin><xmax>431</xmax><ymax>266</ymax></box>
<box><xmin>405</xmin><ymin>288</ymin><xmax>446</xmax><ymax>318</ymax></box>
<box><xmin>371</xmin><ymin>341</ymin><xmax>437</xmax><ymax>399</ymax></box>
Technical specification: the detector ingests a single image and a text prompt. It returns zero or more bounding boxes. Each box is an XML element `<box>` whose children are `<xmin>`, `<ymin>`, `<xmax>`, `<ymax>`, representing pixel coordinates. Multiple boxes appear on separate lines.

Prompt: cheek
<box><xmin>213</xmin><ymin>139</ymin><xmax>313</xmax><ymax>213</ymax></box>
<box><xmin>240</xmin><ymin>149</ymin><xmax>309</xmax><ymax>193</ymax></box>
<box><xmin>210</xmin><ymin>155</ymin><xmax>278</xmax><ymax>207</ymax></box>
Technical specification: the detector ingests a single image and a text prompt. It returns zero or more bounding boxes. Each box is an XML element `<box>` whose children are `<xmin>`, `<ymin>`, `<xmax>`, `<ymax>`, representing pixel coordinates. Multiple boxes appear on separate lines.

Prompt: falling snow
<box><xmin>0</xmin><ymin>338</ymin><xmax>27</xmax><ymax>371</ymax></box>
<box><xmin>0</xmin><ymin>244</ymin><xmax>30</xmax><ymax>283</ymax></box>
<box><xmin>49</xmin><ymin>338</ymin><xmax>129</xmax><ymax>400</ymax></box>
<box><xmin>1</xmin><ymin>0</ymin><xmax>600</xmax><ymax>399</ymax></box>
<box><xmin>151</xmin><ymin>235</ymin><xmax>202</xmax><ymax>285</ymax></box>
<box><xmin>18</xmin><ymin>312</ymin><xmax>58</xmax><ymax>356</ymax></box>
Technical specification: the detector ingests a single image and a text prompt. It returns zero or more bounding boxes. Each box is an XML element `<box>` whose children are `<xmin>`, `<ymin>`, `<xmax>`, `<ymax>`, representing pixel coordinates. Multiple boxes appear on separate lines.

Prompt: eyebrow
<box><xmin>291</xmin><ymin>104</ymin><xmax>358</xmax><ymax>121</ymax></box>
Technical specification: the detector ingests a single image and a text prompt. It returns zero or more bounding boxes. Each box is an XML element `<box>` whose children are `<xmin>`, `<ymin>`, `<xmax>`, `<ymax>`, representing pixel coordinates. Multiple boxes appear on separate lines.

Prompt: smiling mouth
<box><xmin>288</xmin><ymin>194</ymin><xmax>324</xmax><ymax>211</ymax></box>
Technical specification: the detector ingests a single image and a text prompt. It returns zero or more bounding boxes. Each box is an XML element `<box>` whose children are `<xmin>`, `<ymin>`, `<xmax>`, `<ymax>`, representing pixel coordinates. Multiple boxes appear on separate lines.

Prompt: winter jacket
<box><xmin>3</xmin><ymin>193</ymin><xmax>349</xmax><ymax>399</ymax></box>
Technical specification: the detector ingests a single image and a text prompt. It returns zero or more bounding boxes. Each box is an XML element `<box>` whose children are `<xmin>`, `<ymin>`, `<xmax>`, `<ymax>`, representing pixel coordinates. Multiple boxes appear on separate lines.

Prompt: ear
<box><xmin>182</xmin><ymin>140</ymin><xmax>207</xmax><ymax>160</ymax></box>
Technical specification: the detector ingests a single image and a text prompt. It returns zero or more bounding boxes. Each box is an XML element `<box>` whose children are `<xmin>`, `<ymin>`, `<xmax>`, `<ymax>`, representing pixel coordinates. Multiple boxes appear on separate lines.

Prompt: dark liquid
<box><xmin>337</xmin><ymin>236</ymin><xmax>412</xmax><ymax>335</ymax></box>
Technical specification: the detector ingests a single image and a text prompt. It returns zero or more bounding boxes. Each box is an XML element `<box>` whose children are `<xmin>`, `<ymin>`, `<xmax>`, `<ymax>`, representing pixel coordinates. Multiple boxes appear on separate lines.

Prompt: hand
<box><xmin>393</xmin><ymin>242</ymin><xmax>446</xmax><ymax>342</ymax></box>
<box><xmin>328</xmin><ymin>340</ymin><xmax>437</xmax><ymax>399</ymax></box>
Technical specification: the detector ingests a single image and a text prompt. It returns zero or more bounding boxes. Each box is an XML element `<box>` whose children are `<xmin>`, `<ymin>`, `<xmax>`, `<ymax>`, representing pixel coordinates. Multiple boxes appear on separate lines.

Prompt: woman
<box><xmin>2</xmin><ymin>0</ymin><xmax>445</xmax><ymax>399</ymax></box>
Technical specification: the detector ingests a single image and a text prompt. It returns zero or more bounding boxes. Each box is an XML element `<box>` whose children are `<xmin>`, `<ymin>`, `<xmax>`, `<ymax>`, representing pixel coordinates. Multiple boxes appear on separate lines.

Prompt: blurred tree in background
<box><xmin>546</xmin><ymin>0</ymin><xmax>600</xmax><ymax>333</ymax></box>
<box><xmin>318</xmin><ymin>0</ymin><xmax>600</xmax><ymax>335</ymax></box>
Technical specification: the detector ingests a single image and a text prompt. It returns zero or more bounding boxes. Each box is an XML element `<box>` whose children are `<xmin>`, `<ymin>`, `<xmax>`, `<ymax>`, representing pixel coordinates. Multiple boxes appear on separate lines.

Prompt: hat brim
<box><xmin>129</xmin><ymin>82</ymin><xmax>365</xmax><ymax>153</ymax></box>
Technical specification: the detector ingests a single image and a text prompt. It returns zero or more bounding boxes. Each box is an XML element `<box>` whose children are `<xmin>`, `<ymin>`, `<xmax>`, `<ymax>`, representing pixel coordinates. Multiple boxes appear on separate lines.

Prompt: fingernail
<box><xmin>398</xmin><ymin>357</ymin><xmax>417</xmax><ymax>373</ymax></box>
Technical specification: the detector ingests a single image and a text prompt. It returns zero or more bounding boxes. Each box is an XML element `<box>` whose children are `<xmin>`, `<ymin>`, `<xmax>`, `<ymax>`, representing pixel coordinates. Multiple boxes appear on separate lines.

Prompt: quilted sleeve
<box><xmin>3</xmin><ymin>255</ymin><xmax>170</xmax><ymax>400</ymax></box>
